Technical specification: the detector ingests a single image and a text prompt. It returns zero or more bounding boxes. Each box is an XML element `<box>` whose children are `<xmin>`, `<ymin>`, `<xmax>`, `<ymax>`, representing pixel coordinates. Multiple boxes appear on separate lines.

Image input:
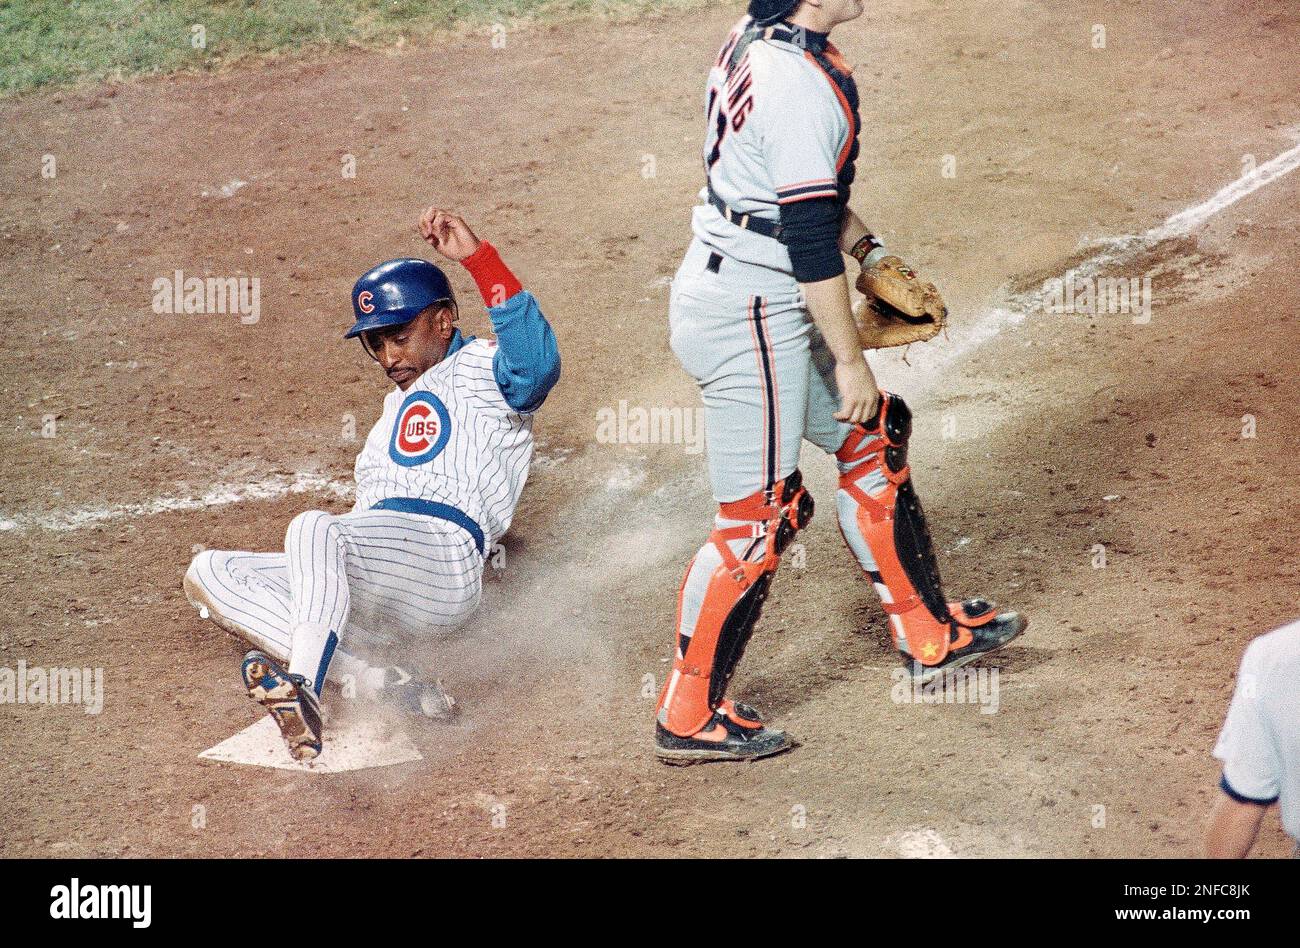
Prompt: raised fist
<box><xmin>418</xmin><ymin>207</ymin><xmax>482</xmax><ymax>262</ymax></box>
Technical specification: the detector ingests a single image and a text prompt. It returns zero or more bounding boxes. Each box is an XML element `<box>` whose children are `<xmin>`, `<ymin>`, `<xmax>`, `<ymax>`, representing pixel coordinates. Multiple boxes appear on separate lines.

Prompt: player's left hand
<box><xmin>853</xmin><ymin>256</ymin><xmax>947</xmax><ymax>349</ymax></box>
<box><xmin>419</xmin><ymin>207</ymin><xmax>482</xmax><ymax>262</ymax></box>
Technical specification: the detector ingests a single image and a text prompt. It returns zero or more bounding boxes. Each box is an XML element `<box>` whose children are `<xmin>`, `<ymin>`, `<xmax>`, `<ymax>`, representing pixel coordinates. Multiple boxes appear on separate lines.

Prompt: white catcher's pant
<box><xmin>668</xmin><ymin>238</ymin><xmax>890</xmax><ymax>640</ymax></box>
<box><xmin>186</xmin><ymin>508</ymin><xmax>483</xmax><ymax>692</ymax></box>
<box><xmin>669</xmin><ymin>238</ymin><xmax>861</xmax><ymax>502</ymax></box>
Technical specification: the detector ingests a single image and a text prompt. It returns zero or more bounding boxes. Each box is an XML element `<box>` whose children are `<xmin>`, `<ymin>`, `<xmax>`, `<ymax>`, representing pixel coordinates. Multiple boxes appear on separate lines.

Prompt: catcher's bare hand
<box><xmin>419</xmin><ymin>207</ymin><xmax>482</xmax><ymax>262</ymax></box>
<box><xmin>833</xmin><ymin>357</ymin><xmax>881</xmax><ymax>425</ymax></box>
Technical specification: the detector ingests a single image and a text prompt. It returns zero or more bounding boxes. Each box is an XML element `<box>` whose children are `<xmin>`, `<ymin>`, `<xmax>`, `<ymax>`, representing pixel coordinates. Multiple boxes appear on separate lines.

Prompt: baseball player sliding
<box><xmin>184</xmin><ymin>209</ymin><xmax>560</xmax><ymax>760</ymax></box>
<box><xmin>654</xmin><ymin>0</ymin><xmax>1026</xmax><ymax>763</ymax></box>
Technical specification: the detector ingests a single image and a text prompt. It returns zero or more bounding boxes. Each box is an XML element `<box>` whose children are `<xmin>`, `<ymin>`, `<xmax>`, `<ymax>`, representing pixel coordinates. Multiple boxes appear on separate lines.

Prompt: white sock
<box><xmin>287</xmin><ymin>621</ymin><xmax>337</xmax><ymax>694</ymax></box>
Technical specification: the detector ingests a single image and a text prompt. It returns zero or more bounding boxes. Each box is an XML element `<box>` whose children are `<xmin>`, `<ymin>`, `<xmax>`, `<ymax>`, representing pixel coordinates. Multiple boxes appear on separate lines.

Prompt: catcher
<box><xmin>654</xmin><ymin>0</ymin><xmax>1027</xmax><ymax>763</ymax></box>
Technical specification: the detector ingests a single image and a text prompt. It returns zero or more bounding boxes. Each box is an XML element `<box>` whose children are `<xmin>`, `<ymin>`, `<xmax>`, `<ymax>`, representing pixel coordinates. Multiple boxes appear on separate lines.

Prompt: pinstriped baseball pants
<box><xmin>186</xmin><ymin>508</ymin><xmax>483</xmax><ymax>686</ymax></box>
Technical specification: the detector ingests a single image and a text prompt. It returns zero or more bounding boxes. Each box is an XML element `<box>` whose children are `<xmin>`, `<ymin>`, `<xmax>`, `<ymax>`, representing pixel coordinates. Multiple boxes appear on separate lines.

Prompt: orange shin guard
<box><xmin>837</xmin><ymin>393</ymin><xmax>962</xmax><ymax>667</ymax></box>
<box><xmin>656</xmin><ymin>472</ymin><xmax>813</xmax><ymax>737</ymax></box>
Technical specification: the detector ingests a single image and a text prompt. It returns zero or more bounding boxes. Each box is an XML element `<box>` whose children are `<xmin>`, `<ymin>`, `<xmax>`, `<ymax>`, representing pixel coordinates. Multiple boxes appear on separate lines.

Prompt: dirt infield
<box><xmin>1</xmin><ymin>0</ymin><xmax>1298</xmax><ymax>857</ymax></box>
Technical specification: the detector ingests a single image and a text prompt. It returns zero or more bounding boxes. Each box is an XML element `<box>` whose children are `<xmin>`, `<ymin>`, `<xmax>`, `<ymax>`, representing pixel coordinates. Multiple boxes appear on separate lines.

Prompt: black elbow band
<box><xmin>780</xmin><ymin>197</ymin><xmax>846</xmax><ymax>283</ymax></box>
<box><xmin>1219</xmin><ymin>773</ymin><xmax>1278</xmax><ymax>806</ymax></box>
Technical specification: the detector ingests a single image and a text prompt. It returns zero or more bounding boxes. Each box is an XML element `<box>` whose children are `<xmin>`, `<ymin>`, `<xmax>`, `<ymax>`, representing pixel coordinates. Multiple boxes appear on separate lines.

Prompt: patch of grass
<box><xmin>0</xmin><ymin>0</ymin><xmax>708</xmax><ymax>95</ymax></box>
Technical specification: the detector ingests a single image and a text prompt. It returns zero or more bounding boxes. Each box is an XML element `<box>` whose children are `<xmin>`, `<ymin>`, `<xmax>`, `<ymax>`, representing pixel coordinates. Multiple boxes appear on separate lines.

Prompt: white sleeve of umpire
<box><xmin>1212</xmin><ymin>638</ymin><xmax>1281</xmax><ymax>803</ymax></box>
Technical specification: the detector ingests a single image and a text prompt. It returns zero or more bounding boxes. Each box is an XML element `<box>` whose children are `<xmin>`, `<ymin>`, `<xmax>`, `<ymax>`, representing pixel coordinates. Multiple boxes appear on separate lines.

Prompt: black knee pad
<box><xmin>882</xmin><ymin>393</ymin><xmax>912</xmax><ymax>474</ymax></box>
<box><xmin>774</xmin><ymin>470</ymin><xmax>815</xmax><ymax>555</ymax></box>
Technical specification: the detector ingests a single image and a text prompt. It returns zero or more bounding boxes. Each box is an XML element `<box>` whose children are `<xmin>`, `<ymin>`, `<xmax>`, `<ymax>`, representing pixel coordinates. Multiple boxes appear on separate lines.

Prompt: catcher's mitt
<box><xmin>853</xmin><ymin>255</ymin><xmax>947</xmax><ymax>350</ymax></box>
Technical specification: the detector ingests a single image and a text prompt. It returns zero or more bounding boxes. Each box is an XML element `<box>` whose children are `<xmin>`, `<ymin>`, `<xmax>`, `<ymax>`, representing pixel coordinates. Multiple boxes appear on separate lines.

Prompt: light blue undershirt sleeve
<box><xmin>488</xmin><ymin>290</ymin><xmax>561</xmax><ymax>413</ymax></box>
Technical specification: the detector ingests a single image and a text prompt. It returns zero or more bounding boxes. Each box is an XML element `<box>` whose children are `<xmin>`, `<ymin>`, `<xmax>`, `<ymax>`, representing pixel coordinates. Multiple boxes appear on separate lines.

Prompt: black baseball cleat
<box><xmin>241</xmin><ymin>650</ymin><xmax>323</xmax><ymax>761</ymax></box>
<box><xmin>902</xmin><ymin>599</ymin><xmax>1027</xmax><ymax>686</ymax></box>
<box><xmin>654</xmin><ymin>702</ymin><xmax>795</xmax><ymax>765</ymax></box>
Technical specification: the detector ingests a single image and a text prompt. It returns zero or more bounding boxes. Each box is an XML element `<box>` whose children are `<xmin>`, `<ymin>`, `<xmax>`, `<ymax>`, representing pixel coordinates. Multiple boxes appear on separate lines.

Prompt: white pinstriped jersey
<box><xmin>352</xmin><ymin>337</ymin><xmax>534</xmax><ymax>547</ymax></box>
<box><xmin>692</xmin><ymin>16</ymin><xmax>854</xmax><ymax>275</ymax></box>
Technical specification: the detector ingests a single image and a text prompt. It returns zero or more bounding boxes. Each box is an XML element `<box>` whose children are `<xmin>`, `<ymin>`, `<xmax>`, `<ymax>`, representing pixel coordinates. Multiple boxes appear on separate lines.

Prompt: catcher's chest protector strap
<box><xmin>760</xmin><ymin>23</ymin><xmax>861</xmax><ymax>200</ymax></box>
<box><xmin>656</xmin><ymin>472</ymin><xmax>814</xmax><ymax>736</ymax></box>
<box><xmin>709</xmin><ymin>20</ymin><xmax>862</xmax><ymax>233</ymax></box>
<box><xmin>837</xmin><ymin>394</ymin><xmax>963</xmax><ymax>666</ymax></box>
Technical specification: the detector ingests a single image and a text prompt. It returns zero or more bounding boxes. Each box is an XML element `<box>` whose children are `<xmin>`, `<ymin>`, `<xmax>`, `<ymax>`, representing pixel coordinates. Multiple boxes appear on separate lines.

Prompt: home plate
<box><xmin>891</xmin><ymin>828</ymin><xmax>955</xmax><ymax>859</ymax></box>
<box><xmin>199</xmin><ymin>714</ymin><xmax>423</xmax><ymax>773</ymax></box>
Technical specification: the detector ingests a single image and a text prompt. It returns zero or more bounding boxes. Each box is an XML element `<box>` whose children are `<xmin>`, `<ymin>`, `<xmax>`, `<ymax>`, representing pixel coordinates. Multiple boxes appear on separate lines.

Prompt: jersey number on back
<box><xmin>706</xmin><ymin>54</ymin><xmax>756</xmax><ymax>170</ymax></box>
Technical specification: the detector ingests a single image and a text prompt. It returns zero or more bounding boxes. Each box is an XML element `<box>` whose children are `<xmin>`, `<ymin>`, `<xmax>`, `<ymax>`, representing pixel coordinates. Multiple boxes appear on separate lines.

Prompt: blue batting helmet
<box><xmin>345</xmin><ymin>258</ymin><xmax>456</xmax><ymax>339</ymax></box>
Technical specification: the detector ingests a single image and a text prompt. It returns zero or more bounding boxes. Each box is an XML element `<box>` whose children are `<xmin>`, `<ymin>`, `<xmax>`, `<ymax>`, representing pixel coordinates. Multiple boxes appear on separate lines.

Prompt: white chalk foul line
<box><xmin>884</xmin><ymin>138</ymin><xmax>1300</xmax><ymax>380</ymax></box>
<box><xmin>1151</xmin><ymin>141</ymin><xmax>1300</xmax><ymax>242</ymax></box>
<box><xmin>0</xmin><ymin>472</ymin><xmax>355</xmax><ymax>533</ymax></box>
<box><xmin>4</xmin><ymin>142</ymin><xmax>1298</xmax><ymax>535</ymax></box>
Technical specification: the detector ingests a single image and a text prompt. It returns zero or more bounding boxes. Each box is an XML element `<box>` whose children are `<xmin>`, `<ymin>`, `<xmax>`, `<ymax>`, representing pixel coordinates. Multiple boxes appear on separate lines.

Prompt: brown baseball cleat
<box><xmin>241</xmin><ymin>650</ymin><xmax>324</xmax><ymax>762</ymax></box>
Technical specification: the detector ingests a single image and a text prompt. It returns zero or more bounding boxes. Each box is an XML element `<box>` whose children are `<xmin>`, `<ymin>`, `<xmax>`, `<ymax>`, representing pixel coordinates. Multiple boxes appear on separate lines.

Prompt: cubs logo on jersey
<box><xmin>389</xmin><ymin>391</ymin><xmax>451</xmax><ymax>467</ymax></box>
